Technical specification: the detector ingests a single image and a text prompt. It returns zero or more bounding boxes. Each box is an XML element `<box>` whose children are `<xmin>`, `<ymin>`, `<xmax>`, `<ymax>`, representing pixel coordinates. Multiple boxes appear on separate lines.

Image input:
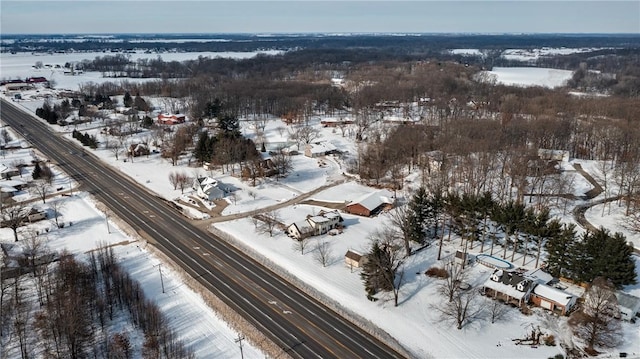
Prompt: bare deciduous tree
<box><xmin>435</xmin><ymin>284</ymin><xmax>482</xmax><ymax>330</ymax></box>
<box><xmin>32</xmin><ymin>179</ymin><xmax>51</xmax><ymax>204</ymax></box>
<box><xmin>258</xmin><ymin>210</ymin><xmax>280</xmax><ymax>237</ymax></box>
<box><xmin>1</xmin><ymin>203</ymin><xmax>27</xmax><ymax>242</ymax></box>
<box><xmin>313</xmin><ymin>240</ymin><xmax>333</xmax><ymax>267</ymax></box>
<box><xmin>292</xmin><ymin>236</ymin><xmax>310</xmax><ymax>255</ymax></box>
<box><xmin>487</xmin><ymin>299</ymin><xmax>510</xmax><ymax>324</ymax></box>
<box><xmin>569</xmin><ymin>277</ymin><xmax>621</xmax><ymax>353</ymax></box>
<box><xmin>168</xmin><ymin>171</ymin><xmax>179</xmax><ymax>190</ymax></box>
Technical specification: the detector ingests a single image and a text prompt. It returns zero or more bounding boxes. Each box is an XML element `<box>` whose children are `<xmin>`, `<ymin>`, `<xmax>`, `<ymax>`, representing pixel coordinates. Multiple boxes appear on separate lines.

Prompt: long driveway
<box><xmin>1</xmin><ymin>98</ymin><xmax>408</xmax><ymax>359</ymax></box>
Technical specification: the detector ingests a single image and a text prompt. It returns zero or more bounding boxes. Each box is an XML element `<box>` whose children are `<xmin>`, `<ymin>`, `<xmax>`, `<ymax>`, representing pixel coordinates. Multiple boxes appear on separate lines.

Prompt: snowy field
<box><xmin>0</xmin><ymin>50</ymin><xmax>282</xmax><ymax>91</ymax></box>
<box><xmin>501</xmin><ymin>47</ymin><xmax>608</xmax><ymax>61</ymax></box>
<box><xmin>485</xmin><ymin>67</ymin><xmax>574</xmax><ymax>88</ymax></box>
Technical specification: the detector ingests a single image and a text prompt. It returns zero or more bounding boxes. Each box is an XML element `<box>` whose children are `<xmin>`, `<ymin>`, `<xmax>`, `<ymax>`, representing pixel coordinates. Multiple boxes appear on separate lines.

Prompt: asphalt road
<box><xmin>1</xmin><ymin>99</ymin><xmax>407</xmax><ymax>359</ymax></box>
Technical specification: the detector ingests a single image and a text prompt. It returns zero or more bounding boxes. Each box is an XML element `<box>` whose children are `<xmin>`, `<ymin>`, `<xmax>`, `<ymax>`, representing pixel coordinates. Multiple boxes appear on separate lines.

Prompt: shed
<box><xmin>345</xmin><ymin>250</ymin><xmax>368</xmax><ymax>269</ymax></box>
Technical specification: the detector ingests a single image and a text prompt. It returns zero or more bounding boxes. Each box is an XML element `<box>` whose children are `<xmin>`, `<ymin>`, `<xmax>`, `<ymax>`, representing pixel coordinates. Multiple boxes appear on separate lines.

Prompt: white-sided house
<box><xmin>192</xmin><ymin>176</ymin><xmax>228</xmax><ymax>201</ymax></box>
<box><xmin>286</xmin><ymin>210</ymin><xmax>343</xmax><ymax>240</ymax></box>
<box><xmin>614</xmin><ymin>291</ymin><xmax>640</xmax><ymax>321</ymax></box>
<box><xmin>287</xmin><ymin>220</ymin><xmax>314</xmax><ymax>240</ymax></box>
<box><xmin>304</xmin><ymin>141</ymin><xmax>339</xmax><ymax>158</ymax></box>
<box><xmin>482</xmin><ymin>269</ymin><xmax>535</xmax><ymax>307</ymax></box>
<box><xmin>530</xmin><ymin>284</ymin><xmax>577</xmax><ymax>316</ymax></box>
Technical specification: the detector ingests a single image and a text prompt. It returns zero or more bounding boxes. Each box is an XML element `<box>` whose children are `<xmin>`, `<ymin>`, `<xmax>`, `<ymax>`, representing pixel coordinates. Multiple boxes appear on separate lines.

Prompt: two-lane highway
<box><xmin>1</xmin><ymin>99</ymin><xmax>408</xmax><ymax>359</ymax></box>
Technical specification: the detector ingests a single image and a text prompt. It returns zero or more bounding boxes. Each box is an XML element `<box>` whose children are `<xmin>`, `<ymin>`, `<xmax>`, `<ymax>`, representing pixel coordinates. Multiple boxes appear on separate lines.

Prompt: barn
<box><xmin>344</xmin><ymin>190</ymin><xmax>395</xmax><ymax>217</ymax></box>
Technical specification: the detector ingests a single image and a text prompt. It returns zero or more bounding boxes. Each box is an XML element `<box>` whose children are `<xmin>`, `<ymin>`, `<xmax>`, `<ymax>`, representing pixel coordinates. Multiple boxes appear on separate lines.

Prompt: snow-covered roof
<box><xmin>615</xmin><ymin>291</ymin><xmax>640</xmax><ymax>312</ymax></box>
<box><xmin>533</xmin><ymin>284</ymin><xmax>575</xmax><ymax>307</ymax></box>
<box><xmin>290</xmin><ymin>220</ymin><xmax>313</xmax><ymax>234</ymax></box>
<box><xmin>524</xmin><ymin>268</ymin><xmax>554</xmax><ymax>284</ymax></box>
<box><xmin>351</xmin><ymin>190</ymin><xmax>395</xmax><ymax>211</ymax></box>
<box><xmin>308</xmin><ymin>215</ymin><xmax>329</xmax><ymax>223</ymax></box>
<box><xmin>1</xmin><ymin>179</ymin><xmax>26</xmax><ymax>187</ymax></box>
<box><xmin>306</xmin><ymin>141</ymin><xmax>337</xmax><ymax>155</ymax></box>
<box><xmin>483</xmin><ymin>278</ymin><xmax>528</xmax><ymax>301</ymax></box>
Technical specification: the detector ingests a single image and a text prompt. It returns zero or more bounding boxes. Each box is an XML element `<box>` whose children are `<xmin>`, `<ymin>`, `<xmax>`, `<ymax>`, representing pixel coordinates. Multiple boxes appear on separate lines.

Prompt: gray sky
<box><xmin>1</xmin><ymin>1</ymin><xmax>639</xmax><ymax>34</ymax></box>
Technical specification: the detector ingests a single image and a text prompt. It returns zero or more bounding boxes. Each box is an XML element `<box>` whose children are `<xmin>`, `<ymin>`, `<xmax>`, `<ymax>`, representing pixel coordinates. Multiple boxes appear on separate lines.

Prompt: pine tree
<box><xmin>587</xmin><ymin>228</ymin><xmax>636</xmax><ymax>288</ymax></box>
<box><xmin>123</xmin><ymin>91</ymin><xmax>133</xmax><ymax>107</ymax></box>
<box><xmin>545</xmin><ymin>223</ymin><xmax>577</xmax><ymax>278</ymax></box>
<box><xmin>217</xmin><ymin>115</ymin><xmax>241</xmax><ymax>139</ymax></box>
<box><xmin>32</xmin><ymin>161</ymin><xmax>42</xmax><ymax>179</ymax></box>
<box><xmin>361</xmin><ymin>242</ymin><xmax>393</xmax><ymax>299</ymax></box>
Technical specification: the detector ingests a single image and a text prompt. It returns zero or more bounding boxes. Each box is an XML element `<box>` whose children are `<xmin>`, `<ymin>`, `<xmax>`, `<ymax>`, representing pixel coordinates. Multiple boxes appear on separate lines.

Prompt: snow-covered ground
<box><xmin>486</xmin><ymin>67</ymin><xmax>574</xmax><ymax>88</ymax></box>
<box><xmin>0</xmin><ymin>129</ymin><xmax>263</xmax><ymax>358</ymax></box>
<box><xmin>2</xmin><ymin>51</ymin><xmax>639</xmax><ymax>358</ymax></box>
<box><xmin>0</xmin><ymin>50</ymin><xmax>282</xmax><ymax>91</ymax></box>
<box><xmin>501</xmin><ymin>47</ymin><xmax>608</xmax><ymax>61</ymax></box>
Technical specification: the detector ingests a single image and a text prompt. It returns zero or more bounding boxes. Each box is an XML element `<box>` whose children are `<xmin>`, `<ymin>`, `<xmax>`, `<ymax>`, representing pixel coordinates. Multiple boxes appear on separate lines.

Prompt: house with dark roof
<box><xmin>344</xmin><ymin>190</ymin><xmax>395</xmax><ymax>217</ymax></box>
<box><xmin>482</xmin><ymin>269</ymin><xmax>535</xmax><ymax>307</ymax></box>
<box><xmin>192</xmin><ymin>176</ymin><xmax>229</xmax><ymax>201</ymax></box>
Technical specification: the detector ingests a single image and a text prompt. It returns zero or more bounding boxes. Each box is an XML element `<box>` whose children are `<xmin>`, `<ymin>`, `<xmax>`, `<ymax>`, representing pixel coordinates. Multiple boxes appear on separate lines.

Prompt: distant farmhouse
<box><xmin>286</xmin><ymin>210</ymin><xmax>343</xmax><ymax>240</ymax></box>
<box><xmin>344</xmin><ymin>190</ymin><xmax>395</xmax><ymax>217</ymax></box>
<box><xmin>157</xmin><ymin>113</ymin><xmax>186</xmax><ymax>125</ymax></box>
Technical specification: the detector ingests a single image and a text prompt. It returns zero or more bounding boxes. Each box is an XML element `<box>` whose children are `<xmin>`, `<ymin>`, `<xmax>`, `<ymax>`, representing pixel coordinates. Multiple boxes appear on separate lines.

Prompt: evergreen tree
<box><xmin>194</xmin><ymin>132</ymin><xmax>211</xmax><ymax>164</ymax></box>
<box><xmin>361</xmin><ymin>242</ymin><xmax>393</xmax><ymax>299</ymax></box>
<box><xmin>123</xmin><ymin>91</ymin><xmax>133</xmax><ymax>107</ymax></box>
<box><xmin>204</xmin><ymin>98</ymin><xmax>222</xmax><ymax>119</ymax></box>
<box><xmin>32</xmin><ymin>161</ymin><xmax>42</xmax><ymax>179</ymax></box>
<box><xmin>134</xmin><ymin>94</ymin><xmax>150</xmax><ymax>111</ymax></box>
<box><xmin>545</xmin><ymin>223</ymin><xmax>577</xmax><ymax>278</ymax></box>
<box><xmin>581</xmin><ymin>228</ymin><xmax>636</xmax><ymax>288</ymax></box>
<box><xmin>217</xmin><ymin>114</ymin><xmax>241</xmax><ymax>139</ymax></box>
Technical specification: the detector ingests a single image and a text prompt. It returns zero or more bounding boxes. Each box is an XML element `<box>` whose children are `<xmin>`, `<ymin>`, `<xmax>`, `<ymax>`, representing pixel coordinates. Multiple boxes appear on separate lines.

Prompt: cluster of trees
<box><xmin>35</xmin><ymin>100</ymin><xmax>61</xmax><ymax>124</ymax></box>
<box><xmin>546</xmin><ymin>227</ymin><xmax>636</xmax><ymax>288</ymax></box>
<box><xmin>361</xmin><ymin>188</ymin><xmax>637</xmax><ymax>306</ymax></box>
<box><xmin>32</xmin><ymin>161</ymin><xmax>53</xmax><ymax>182</ymax></box>
<box><xmin>72</xmin><ymin>129</ymin><xmax>98</xmax><ymax>149</ymax></box>
<box><xmin>1</xmin><ymin>243</ymin><xmax>194</xmax><ymax>358</ymax></box>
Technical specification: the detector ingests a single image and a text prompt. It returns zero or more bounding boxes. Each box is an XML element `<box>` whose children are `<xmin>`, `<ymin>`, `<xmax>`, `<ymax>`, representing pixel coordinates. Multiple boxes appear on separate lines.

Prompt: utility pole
<box><xmin>158</xmin><ymin>264</ymin><xmax>165</xmax><ymax>294</ymax></box>
<box><xmin>234</xmin><ymin>334</ymin><xmax>245</xmax><ymax>359</ymax></box>
<box><xmin>105</xmin><ymin>211</ymin><xmax>110</xmax><ymax>234</ymax></box>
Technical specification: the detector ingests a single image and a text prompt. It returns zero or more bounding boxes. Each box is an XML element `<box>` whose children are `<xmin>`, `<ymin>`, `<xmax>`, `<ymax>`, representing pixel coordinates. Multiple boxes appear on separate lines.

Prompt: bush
<box><xmin>544</xmin><ymin>334</ymin><xmax>556</xmax><ymax>346</ymax></box>
<box><xmin>425</xmin><ymin>266</ymin><xmax>449</xmax><ymax>279</ymax></box>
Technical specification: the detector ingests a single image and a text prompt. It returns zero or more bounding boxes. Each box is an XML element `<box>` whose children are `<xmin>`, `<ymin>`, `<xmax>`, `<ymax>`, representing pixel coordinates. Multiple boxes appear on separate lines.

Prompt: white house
<box><xmin>483</xmin><ymin>269</ymin><xmax>535</xmax><ymax>307</ymax></box>
<box><xmin>286</xmin><ymin>210</ymin><xmax>343</xmax><ymax>240</ymax></box>
<box><xmin>615</xmin><ymin>291</ymin><xmax>640</xmax><ymax>321</ymax></box>
<box><xmin>192</xmin><ymin>176</ymin><xmax>228</xmax><ymax>201</ymax></box>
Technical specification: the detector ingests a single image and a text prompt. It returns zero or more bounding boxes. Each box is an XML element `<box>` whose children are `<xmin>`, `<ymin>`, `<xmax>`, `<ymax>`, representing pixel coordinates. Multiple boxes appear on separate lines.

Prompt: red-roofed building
<box><xmin>157</xmin><ymin>113</ymin><xmax>186</xmax><ymax>125</ymax></box>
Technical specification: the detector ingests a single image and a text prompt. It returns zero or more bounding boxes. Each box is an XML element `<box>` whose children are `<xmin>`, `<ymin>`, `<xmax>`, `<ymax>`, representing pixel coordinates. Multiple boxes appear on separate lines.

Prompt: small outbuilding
<box><xmin>345</xmin><ymin>250</ymin><xmax>368</xmax><ymax>269</ymax></box>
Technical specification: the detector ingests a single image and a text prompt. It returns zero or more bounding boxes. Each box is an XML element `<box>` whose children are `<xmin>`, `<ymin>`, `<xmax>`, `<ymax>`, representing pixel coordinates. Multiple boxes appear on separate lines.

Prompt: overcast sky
<box><xmin>1</xmin><ymin>1</ymin><xmax>639</xmax><ymax>34</ymax></box>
